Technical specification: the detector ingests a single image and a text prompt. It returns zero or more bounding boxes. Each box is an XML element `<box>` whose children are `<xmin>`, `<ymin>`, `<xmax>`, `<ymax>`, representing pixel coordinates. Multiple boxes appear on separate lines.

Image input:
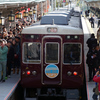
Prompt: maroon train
<box><xmin>21</xmin><ymin>25</ymin><xmax>87</xmax><ymax>100</ymax></box>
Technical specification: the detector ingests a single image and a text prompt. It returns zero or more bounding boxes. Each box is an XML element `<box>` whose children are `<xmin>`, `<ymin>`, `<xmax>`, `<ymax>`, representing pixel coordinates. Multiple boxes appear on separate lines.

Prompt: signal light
<box><xmin>73</xmin><ymin>71</ymin><xmax>77</xmax><ymax>76</ymax></box>
<box><xmin>27</xmin><ymin>71</ymin><xmax>31</xmax><ymax>75</ymax></box>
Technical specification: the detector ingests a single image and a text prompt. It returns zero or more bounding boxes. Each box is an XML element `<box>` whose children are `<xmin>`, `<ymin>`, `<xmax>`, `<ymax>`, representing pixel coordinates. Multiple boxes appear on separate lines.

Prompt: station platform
<box><xmin>82</xmin><ymin>16</ymin><xmax>99</xmax><ymax>100</ymax></box>
<box><xmin>0</xmin><ymin>72</ymin><xmax>20</xmax><ymax>100</ymax></box>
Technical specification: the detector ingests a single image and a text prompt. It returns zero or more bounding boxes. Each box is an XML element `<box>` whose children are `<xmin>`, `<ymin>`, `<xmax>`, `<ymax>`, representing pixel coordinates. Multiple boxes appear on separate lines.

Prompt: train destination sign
<box><xmin>47</xmin><ymin>27</ymin><xmax>57</xmax><ymax>33</ymax></box>
<box><xmin>45</xmin><ymin>64</ymin><xmax>59</xmax><ymax>78</ymax></box>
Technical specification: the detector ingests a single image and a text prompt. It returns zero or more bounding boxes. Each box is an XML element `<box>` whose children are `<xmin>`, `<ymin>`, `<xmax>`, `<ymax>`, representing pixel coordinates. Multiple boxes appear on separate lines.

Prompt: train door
<box><xmin>42</xmin><ymin>36</ymin><xmax>62</xmax><ymax>85</ymax></box>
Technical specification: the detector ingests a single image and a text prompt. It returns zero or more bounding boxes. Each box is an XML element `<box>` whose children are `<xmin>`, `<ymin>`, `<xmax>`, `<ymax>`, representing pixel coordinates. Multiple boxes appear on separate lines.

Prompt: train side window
<box><xmin>46</xmin><ymin>43</ymin><xmax>59</xmax><ymax>63</ymax></box>
<box><xmin>23</xmin><ymin>42</ymin><xmax>41</xmax><ymax>63</ymax></box>
<box><xmin>64</xmin><ymin>43</ymin><xmax>81</xmax><ymax>64</ymax></box>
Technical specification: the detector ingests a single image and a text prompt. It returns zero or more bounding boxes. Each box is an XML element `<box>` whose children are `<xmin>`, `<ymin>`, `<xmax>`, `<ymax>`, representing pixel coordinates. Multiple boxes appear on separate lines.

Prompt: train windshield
<box><xmin>64</xmin><ymin>43</ymin><xmax>81</xmax><ymax>64</ymax></box>
<box><xmin>23</xmin><ymin>42</ymin><xmax>40</xmax><ymax>63</ymax></box>
<box><xmin>46</xmin><ymin>43</ymin><xmax>58</xmax><ymax>63</ymax></box>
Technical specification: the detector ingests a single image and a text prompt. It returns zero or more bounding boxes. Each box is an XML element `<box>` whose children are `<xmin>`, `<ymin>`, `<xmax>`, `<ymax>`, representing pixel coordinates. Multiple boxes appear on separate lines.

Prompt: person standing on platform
<box><xmin>2</xmin><ymin>27</ymin><xmax>8</xmax><ymax>39</ymax></box>
<box><xmin>13</xmin><ymin>36</ymin><xmax>21</xmax><ymax>74</ymax></box>
<box><xmin>0</xmin><ymin>40</ymin><xmax>8</xmax><ymax>82</ymax></box>
<box><xmin>85</xmin><ymin>10</ymin><xmax>89</xmax><ymax>17</ymax></box>
<box><xmin>7</xmin><ymin>41</ymin><xmax>14</xmax><ymax>78</ymax></box>
<box><xmin>86</xmin><ymin>33</ymin><xmax>97</xmax><ymax>51</ymax></box>
<box><xmin>93</xmin><ymin>70</ymin><xmax>100</xmax><ymax>99</ymax></box>
<box><xmin>86</xmin><ymin>44</ymin><xmax>99</xmax><ymax>82</ymax></box>
<box><xmin>92</xmin><ymin>66</ymin><xmax>100</xmax><ymax>100</ymax></box>
<box><xmin>97</xmin><ymin>27</ymin><xmax>100</xmax><ymax>44</ymax></box>
<box><xmin>97</xmin><ymin>20</ymin><xmax>100</xmax><ymax>28</ymax></box>
<box><xmin>90</xmin><ymin>16</ymin><xmax>95</xmax><ymax>28</ymax></box>
<box><xmin>0</xmin><ymin>32</ymin><xmax>3</xmax><ymax>39</ymax></box>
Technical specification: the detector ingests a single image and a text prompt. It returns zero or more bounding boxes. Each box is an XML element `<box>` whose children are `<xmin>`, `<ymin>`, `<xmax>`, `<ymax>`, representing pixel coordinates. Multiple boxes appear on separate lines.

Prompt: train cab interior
<box><xmin>64</xmin><ymin>43</ymin><xmax>81</xmax><ymax>64</ymax></box>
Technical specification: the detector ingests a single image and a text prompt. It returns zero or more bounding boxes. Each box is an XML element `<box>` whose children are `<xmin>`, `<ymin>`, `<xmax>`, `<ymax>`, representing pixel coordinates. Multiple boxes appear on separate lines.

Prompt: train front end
<box><xmin>21</xmin><ymin>25</ymin><xmax>87</xmax><ymax>100</ymax></box>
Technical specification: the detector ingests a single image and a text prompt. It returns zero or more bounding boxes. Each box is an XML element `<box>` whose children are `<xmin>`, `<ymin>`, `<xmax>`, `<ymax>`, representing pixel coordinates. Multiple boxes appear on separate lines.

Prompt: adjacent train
<box><xmin>21</xmin><ymin>7</ymin><xmax>87</xmax><ymax>100</ymax></box>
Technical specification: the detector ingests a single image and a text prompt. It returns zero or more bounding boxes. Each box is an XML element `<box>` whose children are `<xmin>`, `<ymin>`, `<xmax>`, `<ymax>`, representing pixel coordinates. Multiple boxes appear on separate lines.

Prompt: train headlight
<box><xmin>27</xmin><ymin>71</ymin><xmax>31</xmax><ymax>75</ymax></box>
<box><xmin>31</xmin><ymin>35</ymin><xmax>34</xmax><ymax>38</ymax></box>
<box><xmin>32</xmin><ymin>71</ymin><xmax>37</xmax><ymax>75</ymax></box>
<box><xmin>73</xmin><ymin>71</ymin><xmax>77</xmax><ymax>76</ymax></box>
<box><xmin>67</xmin><ymin>71</ymin><xmax>72</xmax><ymax>76</ymax></box>
<box><xmin>74</xmin><ymin>35</ymin><xmax>78</xmax><ymax>39</ymax></box>
<box><xmin>67</xmin><ymin>36</ymin><xmax>70</xmax><ymax>39</ymax></box>
<box><xmin>66</xmin><ymin>35</ymin><xmax>79</xmax><ymax>39</ymax></box>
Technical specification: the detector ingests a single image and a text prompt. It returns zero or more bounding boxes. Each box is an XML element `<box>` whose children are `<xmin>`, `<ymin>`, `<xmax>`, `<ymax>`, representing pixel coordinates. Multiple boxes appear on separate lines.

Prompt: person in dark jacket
<box><xmin>86</xmin><ymin>44</ymin><xmax>99</xmax><ymax>82</ymax></box>
<box><xmin>6</xmin><ymin>41</ymin><xmax>14</xmax><ymax>77</ymax></box>
<box><xmin>85</xmin><ymin>10</ymin><xmax>89</xmax><ymax>17</ymax></box>
<box><xmin>86</xmin><ymin>33</ymin><xmax>97</xmax><ymax>50</ymax></box>
<box><xmin>98</xmin><ymin>48</ymin><xmax>100</xmax><ymax>66</ymax></box>
<box><xmin>13</xmin><ymin>37</ymin><xmax>21</xmax><ymax>74</ymax></box>
<box><xmin>0</xmin><ymin>32</ymin><xmax>3</xmax><ymax>39</ymax></box>
<box><xmin>90</xmin><ymin>16</ymin><xmax>95</xmax><ymax>28</ymax></box>
<box><xmin>97</xmin><ymin>20</ymin><xmax>100</xmax><ymax>28</ymax></box>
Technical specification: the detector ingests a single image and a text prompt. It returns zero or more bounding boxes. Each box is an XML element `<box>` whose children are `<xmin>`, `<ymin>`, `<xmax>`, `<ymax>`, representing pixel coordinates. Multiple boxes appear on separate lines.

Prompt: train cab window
<box><xmin>46</xmin><ymin>43</ymin><xmax>58</xmax><ymax>63</ymax></box>
<box><xmin>64</xmin><ymin>43</ymin><xmax>81</xmax><ymax>64</ymax></box>
<box><xmin>23</xmin><ymin>42</ymin><xmax>40</xmax><ymax>63</ymax></box>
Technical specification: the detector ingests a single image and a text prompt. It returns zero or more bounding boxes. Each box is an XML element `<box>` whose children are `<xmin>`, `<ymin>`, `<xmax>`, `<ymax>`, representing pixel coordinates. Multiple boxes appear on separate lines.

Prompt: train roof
<box><xmin>22</xmin><ymin>25</ymin><xmax>83</xmax><ymax>35</ymax></box>
<box><xmin>43</xmin><ymin>14</ymin><xmax>67</xmax><ymax>17</ymax></box>
<box><xmin>58</xmin><ymin>8</ymin><xmax>68</xmax><ymax>11</ymax></box>
<box><xmin>48</xmin><ymin>11</ymin><xmax>70</xmax><ymax>20</ymax></box>
<box><xmin>32</xmin><ymin>7</ymin><xmax>81</xmax><ymax>28</ymax></box>
<box><xmin>40</xmin><ymin>14</ymin><xmax>68</xmax><ymax>25</ymax></box>
<box><xmin>48</xmin><ymin>11</ymin><xmax>70</xmax><ymax>15</ymax></box>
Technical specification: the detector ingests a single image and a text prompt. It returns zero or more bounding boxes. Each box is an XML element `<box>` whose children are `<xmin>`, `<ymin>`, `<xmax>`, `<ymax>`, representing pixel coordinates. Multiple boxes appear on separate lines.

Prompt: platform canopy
<box><xmin>85</xmin><ymin>0</ymin><xmax>100</xmax><ymax>8</ymax></box>
<box><xmin>35</xmin><ymin>0</ymin><xmax>46</xmax><ymax>2</ymax></box>
<box><xmin>0</xmin><ymin>0</ymin><xmax>46</xmax><ymax>3</ymax></box>
<box><xmin>0</xmin><ymin>0</ymin><xmax>46</xmax><ymax>9</ymax></box>
<box><xmin>85</xmin><ymin>0</ymin><xmax>100</xmax><ymax>2</ymax></box>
